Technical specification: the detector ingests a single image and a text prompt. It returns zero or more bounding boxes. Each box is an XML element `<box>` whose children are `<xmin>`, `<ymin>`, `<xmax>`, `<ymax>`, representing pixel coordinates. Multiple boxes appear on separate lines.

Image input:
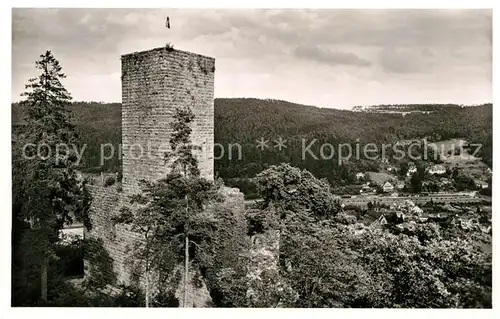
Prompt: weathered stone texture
<box><xmin>121</xmin><ymin>47</ymin><xmax>215</xmax><ymax>195</ymax></box>
<box><xmin>85</xmin><ymin>182</ymin><xmax>246</xmax><ymax>306</ymax></box>
<box><xmin>85</xmin><ymin>183</ymin><xmax>136</xmax><ymax>286</ymax></box>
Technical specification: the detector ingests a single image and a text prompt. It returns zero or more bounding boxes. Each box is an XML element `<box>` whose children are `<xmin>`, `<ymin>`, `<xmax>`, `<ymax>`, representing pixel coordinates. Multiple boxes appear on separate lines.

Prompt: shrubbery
<box><xmin>104</xmin><ymin>176</ymin><xmax>116</xmax><ymax>187</ymax></box>
<box><xmin>248</xmin><ymin>163</ymin><xmax>492</xmax><ymax>308</ymax></box>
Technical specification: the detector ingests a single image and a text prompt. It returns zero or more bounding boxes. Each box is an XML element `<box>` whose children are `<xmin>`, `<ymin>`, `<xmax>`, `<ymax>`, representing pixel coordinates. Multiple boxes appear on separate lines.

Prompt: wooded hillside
<box><xmin>11</xmin><ymin>99</ymin><xmax>492</xmax><ymax>193</ymax></box>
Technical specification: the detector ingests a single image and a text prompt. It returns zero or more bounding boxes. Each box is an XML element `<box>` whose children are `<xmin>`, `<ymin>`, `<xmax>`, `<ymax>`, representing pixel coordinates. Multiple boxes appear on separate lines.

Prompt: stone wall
<box><xmin>85</xmin><ymin>183</ymin><xmax>136</xmax><ymax>286</ymax></box>
<box><xmin>85</xmin><ymin>182</ymin><xmax>245</xmax><ymax>306</ymax></box>
<box><xmin>121</xmin><ymin>47</ymin><xmax>215</xmax><ymax>195</ymax></box>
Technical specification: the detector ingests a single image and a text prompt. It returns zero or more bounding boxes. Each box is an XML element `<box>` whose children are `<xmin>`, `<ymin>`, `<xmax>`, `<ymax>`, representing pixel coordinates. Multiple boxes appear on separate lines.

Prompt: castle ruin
<box><xmin>85</xmin><ymin>47</ymin><xmax>244</xmax><ymax>306</ymax></box>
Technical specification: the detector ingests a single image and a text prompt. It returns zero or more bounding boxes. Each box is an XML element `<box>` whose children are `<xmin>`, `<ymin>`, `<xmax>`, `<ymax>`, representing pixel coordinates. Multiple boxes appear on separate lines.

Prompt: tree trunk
<box><xmin>145</xmin><ymin>269</ymin><xmax>150</xmax><ymax>308</ymax></box>
<box><xmin>183</xmin><ymin>234</ymin><xmax>189</xmax><ymax>307</ymax></box>
<box><xmin>41</xmin><ymin>256</ymin><xmax>48</xmax><ymax>302</ymax></box>
<box><xmin>183</xmin><ymin>192</ymin><xmax>189</xmax><ymax>308</ymax></box>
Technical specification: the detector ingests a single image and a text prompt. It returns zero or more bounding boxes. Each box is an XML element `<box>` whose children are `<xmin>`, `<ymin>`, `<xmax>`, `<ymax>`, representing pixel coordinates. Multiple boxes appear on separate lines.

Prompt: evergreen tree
<box><xmin>117</xmin><ymin>106</ymin><xmax>220</xmax><ymax>307</ymax></box>
<box><xmin>14</xmin><ymin>50</ymin><xmax>92</xmax><ymax>303</ymax></box>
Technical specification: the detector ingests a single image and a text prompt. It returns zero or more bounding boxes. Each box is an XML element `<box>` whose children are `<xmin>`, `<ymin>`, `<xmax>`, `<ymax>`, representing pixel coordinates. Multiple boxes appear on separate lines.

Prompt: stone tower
<box><xmin>121</xmin><ymin>47</ymin><xmax>215</xmax><ymax>194</ymax></box>
<box><xmin>85</xmin><ymin>47</ymin><xmax>217</xmax><ymax>290</ymax></box>
<box><xmin>86</xmin><ymin>47</ymin><xmax>246</xmax><ymax>307</ymax></box>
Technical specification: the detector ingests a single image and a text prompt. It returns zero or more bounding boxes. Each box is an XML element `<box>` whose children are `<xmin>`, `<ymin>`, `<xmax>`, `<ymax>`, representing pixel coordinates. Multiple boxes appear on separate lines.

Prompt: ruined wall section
<box><xmin>85</xmin><ymin>182</ymin><xmax>246</xmax><ymax>306</ymax></box>
<box><xmin>84</xmin><ymin>183</ymin><xmax>139</xmax><ymax>286</ymax></box>
<box><xmin>121</xmin><ymin>47</ymin><xmax>215</xmax><ymax>195</ymax></box>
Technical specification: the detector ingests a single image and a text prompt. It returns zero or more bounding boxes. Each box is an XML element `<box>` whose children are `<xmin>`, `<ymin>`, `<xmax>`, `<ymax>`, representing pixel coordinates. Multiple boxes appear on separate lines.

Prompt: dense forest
<box><xmin>11</xmin><ymin>99</ymin><xmax>493</xmax><ymax>196</ymax></box>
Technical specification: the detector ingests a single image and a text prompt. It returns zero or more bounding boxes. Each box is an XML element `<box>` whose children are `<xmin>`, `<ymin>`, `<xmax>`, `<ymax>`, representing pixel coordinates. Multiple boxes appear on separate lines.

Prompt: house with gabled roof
<box><xmin>428</xmin><ymin>164</ymin><xmax>446</xmax><ymax>175</ymax></box>
<box><xmin>356</xmin><ymin>172</ymin><xmax>366</xmax><ymax>180</ymax></box>
<box><xmin>406</xmin><ymin>162</ymin><xmax>417</xmax><ymax>177</ymax></box>
<box><xmin>382</xmin><ymin>181</ymin><xmax>394</xmax><ymax>193</ymax></box>
<box><xmin>370</xmin><ymin>215</ymin><xmax>388</xmax><ymax>229</ymax></box>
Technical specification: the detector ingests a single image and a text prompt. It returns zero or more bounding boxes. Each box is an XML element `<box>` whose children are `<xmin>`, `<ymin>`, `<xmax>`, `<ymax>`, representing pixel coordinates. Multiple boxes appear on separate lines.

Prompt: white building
<box><xmin>356</xmin><ymin>172</ymin><xmax>365</xmax><ymax>180</ymax></box>
<box><xmin>396</xmin><ymin>181</ymin><xmax>405</xmax><ymax>189</ymax></box>
<box><xmin>406</xmin><ymin>162</ymin><xmax>417</xmax><ymax>177</ymax></box>
<box><xmin>429</xmin><ymin>164</ymin><xmax>446</xmax><ymax>175</ymax></box>
<box><xmin>383</xmin><ymin>181</ymin><xmax>395</xmax><ymax>193</ymax></box>
<box><xmin>475</xmin><ymin>180</ymin><xmax>489</xmax><ymax>189</ymax></box>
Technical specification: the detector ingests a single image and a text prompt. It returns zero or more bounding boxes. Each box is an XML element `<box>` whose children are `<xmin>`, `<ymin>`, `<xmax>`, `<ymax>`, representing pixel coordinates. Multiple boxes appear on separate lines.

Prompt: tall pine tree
<box><xmin>14</xmin><ymin>50</ymin><xmax>92</xmax><ymax>303</ymax></box>
<box><xmin>117</xmin><ymin>106</ymin><xmax>220</xmax><ymax>307</ymax></box>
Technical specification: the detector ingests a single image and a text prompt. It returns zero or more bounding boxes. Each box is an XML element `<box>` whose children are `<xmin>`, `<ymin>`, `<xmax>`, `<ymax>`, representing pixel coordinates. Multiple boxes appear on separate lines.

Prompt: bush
<box><xmin>55</xmin><ymin>238</ymin><xmax>84</xmax><ymax>278</ymax></box>
<box><xmin>81</xmin><ymin>166</ymin><xmax>104</xmax><ymax>174</ymax></box>
<box><xmin>165</xmin><ymin>43</ymin><xmax>174</xmax><ymax>51</ymax></box>
<box><xmin>104</xmin><ymin>176</ymin><xmax>116</xmax><ymax>187</ymax></box>
<box><xmin>151</xmin><ymin>290</ymin><xmax>179</xmax><ymax>307</ymax></box>
<box><xmin>246</xmin><ymin>208</ymin><xmax>278</xmax><ymax>236</ymax></box>
<box><xmin>45</xmin><ymin>283</ymin><xmax>146</xmax><ymax>307</ymax></box>
<box><xmin>334</xmin><ymin>212</ymin><xmax>357</xmax><ymax>225</ymax></box>
<box><xmin>254</xmin><ymin>163</ymin><xmax>340</xmax><ymax>217</ymax></box>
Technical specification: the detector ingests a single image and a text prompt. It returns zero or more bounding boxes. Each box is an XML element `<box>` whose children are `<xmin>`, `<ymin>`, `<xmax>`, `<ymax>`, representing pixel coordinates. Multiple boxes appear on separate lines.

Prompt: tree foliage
<box><xmin>250</xmin><ymin>164</ymin><xmax>491</xmax><ymax>308</ymax></box>
<box><xmin>116</xmin><ymin>106</ymin><xmax>224</xmax><ymax>306</ymax></box>
<box><xmin>255</xmin><ymin>163</ymin><xmax>341</xmax><ymax>218</ymax></box>
<box><xmin>12</xmin><ymin>50</ymin><xmax>92</xmax><ymax>304</ymax></box>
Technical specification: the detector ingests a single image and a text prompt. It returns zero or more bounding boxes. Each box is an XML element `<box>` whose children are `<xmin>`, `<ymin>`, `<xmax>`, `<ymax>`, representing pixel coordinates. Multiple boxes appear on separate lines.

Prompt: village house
<box><xmin>361</xmin><ymin>183</ymin><xmax>371</xmax><ymax>192</ymax></box>
<box><xmin>428</xmin><ymin>164</ymin><xmax>446</xmax><ymax>175</ymax></box>
<box><xmin>382</xmin><ymin>181</ymin><xmax>395</xmax><ymax>193</ymax></box>
<box><xmin>355</xmin><ymin>172</ymin><xmax>365</xmax><ymax>180</ymax></box>
<box><xmin>396</xmin><ymin>180</ymin><xmax>405</xmax><ymax>189</ymax></box>
<box><xmin>410</xmin><ymin>206</ymin><xmax>424</xmax><ymax>215</ymax></box>
<box><xmin>359</xmin><ymin>189</ymin><xmax>368</xmax><ymax>195</ymax></box>
<box><xmin>396</xmin><ymin>221</ymin><xmax>417</xmax><ymax>233</ymax></box>
<box><xmin>406</xmin><ymin>162</ymin><xmax>417</xmax><ymax>177</ymax></box>
<box><xmin>360</xmin><ymin>186</ymin><xmax>377</xmax><ymax>196</ymax></box>
<box><xmin>387</xmin><ymin>165</ymin><xmax>397</xmax><ymax>172</ymax></box>
<box><xmin>439</xmin><ymin>177</ymin><xmax>451</xmax><ymax>185</ymax></box>
<box><xmin>370</xmin><ymin>215</ymin><xmax>388</xmax><ymax>229</ymax></box>
<box><xmin>475</xmin><ymin>180</ymin><xmax>489</xmax><ymax>189</ymax></box>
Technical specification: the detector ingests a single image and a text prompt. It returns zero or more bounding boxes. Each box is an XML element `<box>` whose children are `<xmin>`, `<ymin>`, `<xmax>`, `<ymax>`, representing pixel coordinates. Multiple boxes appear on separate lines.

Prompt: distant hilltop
<box><xmin>352</xmin><ymin>103</ymin><xmax>491</xmax><ymax>116</ymax></box>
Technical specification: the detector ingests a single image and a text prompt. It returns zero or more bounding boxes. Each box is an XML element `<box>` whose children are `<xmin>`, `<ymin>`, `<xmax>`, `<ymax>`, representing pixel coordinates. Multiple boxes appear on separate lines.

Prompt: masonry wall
<box><xmin>85</xmin><ymin>183</ymin><xmax>137</xmax><ymax>286</ymax></box>
<box><xmin>85</xmin><ymin>182</ymin><xmax>245</xmax><ymax>306</ymax></box>
<box><xmin>121</xmin><ymin>47</ymin><xmax>215</xmax><ymax>195</ymax></box>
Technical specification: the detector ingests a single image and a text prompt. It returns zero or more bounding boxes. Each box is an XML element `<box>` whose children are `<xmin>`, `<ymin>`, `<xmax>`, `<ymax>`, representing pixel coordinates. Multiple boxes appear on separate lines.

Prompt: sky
<box><xmin>11</xmin><ymin>8</ymin><xmax>492</xmax><ymax>108</ymax></box>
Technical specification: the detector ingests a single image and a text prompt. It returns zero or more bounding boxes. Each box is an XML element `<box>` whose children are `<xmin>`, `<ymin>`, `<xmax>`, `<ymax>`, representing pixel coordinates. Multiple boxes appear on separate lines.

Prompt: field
<box><xmin>429</xmin><ymin>139</ymin><xmax>468</xmax><ymax>159</ymax></box>
<box><xmin>366</xmin><ymin>171</ymin><xmax>397</xmax><ymax>184</ymax></box>
<box><xmin>430</xmin><ymin>138</ymin><xmax>487</xmax><ymax>172</ymax></box>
